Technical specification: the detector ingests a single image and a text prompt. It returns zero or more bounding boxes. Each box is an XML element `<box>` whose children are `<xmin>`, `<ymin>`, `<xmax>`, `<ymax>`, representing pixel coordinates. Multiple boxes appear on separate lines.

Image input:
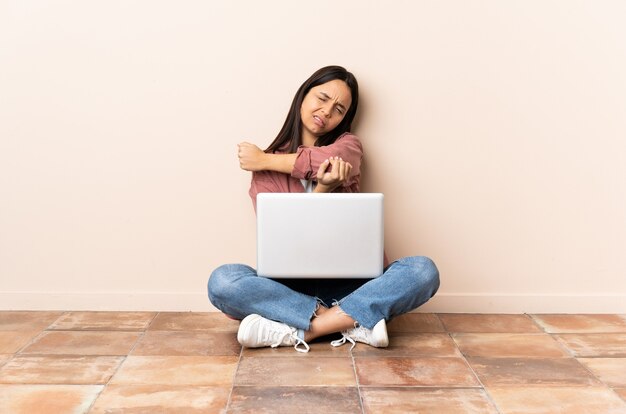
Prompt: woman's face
<box><xmin>300</xmin><ymin>79</ymin><xmax>352</xmax><ymax>144</ymax></box>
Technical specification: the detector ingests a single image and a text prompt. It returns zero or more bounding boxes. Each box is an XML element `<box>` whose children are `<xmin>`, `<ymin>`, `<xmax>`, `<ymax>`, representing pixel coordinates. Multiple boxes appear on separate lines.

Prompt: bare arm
<box><xmin>238</xmin><ymin>134</ymin><xmax>362</xmax><ymax>182</ymax></box>
<box><xmin>238</xmin><ymin>142</ymin><xmax>297</xmax><ymax>174</ymax></box>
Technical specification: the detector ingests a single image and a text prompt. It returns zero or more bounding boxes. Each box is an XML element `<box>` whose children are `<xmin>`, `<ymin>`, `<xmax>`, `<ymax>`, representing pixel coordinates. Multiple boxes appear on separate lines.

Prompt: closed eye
<box><xmin>318</xmin><ymin>92</ymin><xmax>347</xmax><ymax>115</ymax></box>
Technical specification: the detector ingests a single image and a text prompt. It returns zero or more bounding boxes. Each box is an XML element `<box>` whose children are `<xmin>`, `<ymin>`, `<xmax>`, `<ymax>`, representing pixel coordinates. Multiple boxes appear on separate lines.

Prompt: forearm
<box><xmin>239</xmin><ymin>142</ymin><xmax>297</xmax><ymax>174</ymax></box>
<box><xmin>262</xmin><ymin>153</ymin><xmax>298</xmax><ymax>174</ymax></box>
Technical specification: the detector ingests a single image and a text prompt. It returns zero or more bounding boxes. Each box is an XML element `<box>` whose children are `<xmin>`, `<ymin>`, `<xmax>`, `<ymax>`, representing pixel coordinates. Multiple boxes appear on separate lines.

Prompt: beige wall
<box><xmin>1</xmin><ymin>1</ymin><xmax>625</xmax><ymax>312</ymax></box>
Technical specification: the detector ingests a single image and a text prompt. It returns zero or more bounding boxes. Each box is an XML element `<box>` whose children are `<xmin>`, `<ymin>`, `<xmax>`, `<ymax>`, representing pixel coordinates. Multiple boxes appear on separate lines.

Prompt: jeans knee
<box><xmin>422</xmin><ymin>256</ymin><xmax>440</xmax><ymax>295</ymax></box>
<box><xmin>207</xmin><ymin>264</ymin><xmax>240</xmax><ymax>304</ymax></box>
<box><xmin>406</xmin><ymin>256</ymin><xmax>440</xmax><ymax>296</ymax></box>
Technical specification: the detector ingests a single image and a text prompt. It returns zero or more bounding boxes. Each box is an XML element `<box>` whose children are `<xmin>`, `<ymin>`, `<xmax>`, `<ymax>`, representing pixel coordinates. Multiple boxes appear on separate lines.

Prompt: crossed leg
<box><xmin>303</xmin><ymin>305</ymin><xmax>355</xmax><ymax>342</ymax></box>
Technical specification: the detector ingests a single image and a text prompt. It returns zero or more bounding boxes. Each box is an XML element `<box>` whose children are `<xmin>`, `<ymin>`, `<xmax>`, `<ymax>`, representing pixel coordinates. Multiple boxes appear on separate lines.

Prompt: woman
<box><xmin>208</xmin><ymin>66</ymin><xmax>439</xmax><ymax>353</ymax></box>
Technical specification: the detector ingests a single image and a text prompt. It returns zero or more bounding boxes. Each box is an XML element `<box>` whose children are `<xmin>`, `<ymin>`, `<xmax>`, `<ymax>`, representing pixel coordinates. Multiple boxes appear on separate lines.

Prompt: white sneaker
<box><xmin>237</xmin><ymin>314</ymin><xmax>310</xmax><ymax>353</ymax></box>
<box><xmin>331</xmin><ymin>319</ymin><xmax>389</xmax><ymax>350</ymax></box>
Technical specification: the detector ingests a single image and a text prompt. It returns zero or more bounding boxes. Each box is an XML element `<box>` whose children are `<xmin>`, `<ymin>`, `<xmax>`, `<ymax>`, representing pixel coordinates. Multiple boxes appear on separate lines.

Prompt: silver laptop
<box><xmin>256</xmin><ymin>193</ymin><xmax>384</xmax><ymax>278</ymax></box>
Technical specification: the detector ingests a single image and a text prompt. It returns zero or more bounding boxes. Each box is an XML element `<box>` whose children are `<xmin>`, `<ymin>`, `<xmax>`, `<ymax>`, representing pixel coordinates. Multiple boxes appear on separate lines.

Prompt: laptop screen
<box><xmin>256</xmin><ymin>193</ymin><xmax>384</xmax><ymax>278</ymax></box>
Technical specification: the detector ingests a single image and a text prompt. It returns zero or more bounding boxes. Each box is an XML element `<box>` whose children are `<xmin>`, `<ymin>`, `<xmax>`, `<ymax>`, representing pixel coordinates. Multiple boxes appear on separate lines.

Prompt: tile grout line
<box><xmin>12</xmin><ymin>311</ymin><xmax>69</xmax><ymax>355</ymax></box>
<box><xmin>1</xmin><ymin>311</ymin><xmax>155</xmax><ymax>411</ymax></box>
<box><xmin>434</xmin><ymin>310</ymin><xmax>502</xmax><ymax>410</ymax></box>
<box><xmin>84</xmin><ymin>311</ymin><xmax>160</xmax><ymax>413</ymax></box>
<box><xmin>4</xmin><ymin>312</ymin><xmax>626</xmax><ymax>411</ymax></box>
<box><xmin>525</xmin><ymin>313</ymin><xmax>548</xmax><ymax>333</ymax></box>
<box><xmin>223</xmin><ymin>341</ymin><xmax>244</xmax><ymax>413</ymax></box>
<box><xmin>447</xmin><ymin>330</ymin><xmax>503</xmax><ymax>414</ymax></box>
<box><xmin>528</xmin><ymin>313</ymin><xmax>626</xmax><ymax>395</ymax></box>
<box><xmin>1</xmin><ymin>311</ymin><xmax>70</xmax><ymax>371</ymax></box>
<box><xmin>433</xmin><ymin>313</ymin><xmax>447</xmax><ymax>333</ymax></box>
<box><xmin>449</xmin><ymin>314</ymin><xmax>626</xmax><ymax>412</ymax></box>
<box><xmin>548</xmin><ymin>332</ymin><xmax>580</xmax><ymax>359</ymax></box>
<box><xmin>608</xmin><ymin>386</ymin><xmax>626</xmax><ymax>407</ymax></box>
<box><xmin>350</xmin><ymin>347</ymin><xmax>366</xmax><ymax>414</ymax></box>
<box><xmin>144</xmin><ymin>311</ymin><xmax>160</xmax><ymax>331</ymax></box>
<box><xmin>566</xmin><ymin>345</ymin><xmax>621</xmax><ymax>393</ymax></box>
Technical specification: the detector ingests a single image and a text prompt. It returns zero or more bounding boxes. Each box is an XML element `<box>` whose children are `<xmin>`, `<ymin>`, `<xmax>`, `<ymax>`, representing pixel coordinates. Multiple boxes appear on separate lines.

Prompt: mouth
<box><xmin>313</xmin><ymin>115</ymin><xmax>326</xmax><ymax>128</ymax></box>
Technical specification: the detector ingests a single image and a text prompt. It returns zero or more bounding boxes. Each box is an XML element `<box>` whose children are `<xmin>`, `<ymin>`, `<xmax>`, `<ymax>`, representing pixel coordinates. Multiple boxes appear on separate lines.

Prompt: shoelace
<box><xmin>269</xmin><ymin>327</ymin><xmax>310</xmax><ymax>353</ymax></box>
<box><xmin>330</xmin><ymin>323</ymin><xmax>373</xmax><ymax>350</ymax></box>
<box><xmin>330</xmin><ymin>334</ymin><xmax>356</xmax><ymax>350</ymax></box>
<box><xmin>293</xmin><ymin>336</ymin><xmax>311</xmax><ymax>353</ymax></box>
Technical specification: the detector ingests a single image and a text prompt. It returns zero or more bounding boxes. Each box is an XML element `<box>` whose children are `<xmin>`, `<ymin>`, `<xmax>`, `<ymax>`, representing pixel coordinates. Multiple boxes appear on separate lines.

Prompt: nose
<box><xmin>321</xmin><ymin>103</ymin><xmax>332</xmax><ymax>118</ymax></box>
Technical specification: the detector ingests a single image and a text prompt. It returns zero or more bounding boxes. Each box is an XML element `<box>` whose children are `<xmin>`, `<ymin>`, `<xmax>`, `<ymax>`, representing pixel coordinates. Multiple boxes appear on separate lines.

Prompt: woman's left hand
<box><xmin>315</xmin><ymin>157</ymin><xmax>352</xmax><ymax>192</ymax></box>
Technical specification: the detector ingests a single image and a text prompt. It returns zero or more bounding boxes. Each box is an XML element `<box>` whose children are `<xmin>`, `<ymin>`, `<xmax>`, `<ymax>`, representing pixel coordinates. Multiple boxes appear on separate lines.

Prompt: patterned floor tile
<box><xmin>131</xmin><ymin>330</ymin><xmax>241</xmax><ymax>356</ymax></box>
<box><xmin>0</xmin><ymin>312</ymin><xmax>63</xmax><ymax>331</ymax></box>
<box><xmin>356</xmin><ymin>357</ymin><xmax>479</xmax><ymax>387</ymax></box>
<box><xmin>235</xmin><ymin>356</ymin><xmax>356</xmax><ymax>386</ymax></box>
<box><xmin>352</xmin><ymin>333</ymin><xmax>461</xmax><ymax>357</ymax></box>
<box><xmin>89</xmin><ymin>384</ymin><xmax>230</xmax><ymax>414</ymax></box>
<box><xmin>20</xmin><ymin>331</ymin><xmax>141</xmax><ymax>356</ymax></box>
<box><xmin>148</xmin><ymin>312</ymin><xmax>239</xmax><ymax>332</ymax></box>
<box><xmin>241</xmin><ymin>341</ymin><xmax>350</xmax><ymax>357</ymax></box>
<box><xmin>578</xmin><ymin>358</ymin><xmax>626</xmax><ymax>387</ymax></box>
<box><xmin>229</xmin><ymin>386</ymin><xmax>360</xmax><ymax>413</ymax></box>
<box><xmin>555</xmin><ymin>334</ymin><xmax>626</xmax><ymax>357</ymax></box>
<box><xmin>0</xmin><ymin>331</ymin><xmax>40</xmax><ymax>354</ymax></box>
<box><xmin>453</xmin><ymin>333</ymin><xmax>569</xmax><ymax>358</ymax></box>
<box><xmin>49</xmin><ymin>311</ymin><xmax>156</xmax><ymax>331</ymax></box>
<box><xmin>361</xmin><ymin>388</ymin><xmax>499</xmax><ymax>414</ymax></box>
<box><xmin>468</xmin><ymin>357</ymin><xmax>600</xmax><ymax>386</ymax></box>
<box><xmin>438</xmin><ymin>314</ymin><xmax>542</xmax><ymax>333</ymax></box>
<box><xmin>3</xmin><ymin>311</ymin><xmax>625</xmax><ymax>412</ymax></box>
<box><xmin>0</xmin><ymin>355</ymin><xmax>11</xmax><ymax>368</ymax></box>
<box><xmin>487</xmin><ymin>386</ymin><xmax>626</xmax><ymax>414</ymax></box>
<box><xmin>0</xmin><ymin>384</ymin><xmax>102</xmax><ymax>414</ymax></box>
<box><xmin>0</xmin><ymin>355</ymin><xmax>123</xmax><ymax>384</ymax></box>
<box><xmin>614</xmin><ymin>388</ymin><xmax>626</xmax><ymax>402</ymax></box>
<box><xmin>110</xmin><ymin>356</ymin><xmax>238</xmax><ymax>386</ymax></box>
<box><xmin>531</xmin><ymin>314</ymin><xmax>626</xmax><ymax>333</ymax></box>
<box><xmin>387</xmin><ymin>313</ymin><xmax>445</xmax><ymax>333</ymax></box>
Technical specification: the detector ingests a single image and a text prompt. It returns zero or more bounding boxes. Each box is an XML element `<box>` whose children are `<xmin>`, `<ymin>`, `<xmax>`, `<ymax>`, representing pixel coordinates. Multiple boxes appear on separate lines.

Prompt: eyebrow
<box><xmin>320</xmin><ymin>92</ymin><xmax>347</xmax><ymax>111</ymax></box>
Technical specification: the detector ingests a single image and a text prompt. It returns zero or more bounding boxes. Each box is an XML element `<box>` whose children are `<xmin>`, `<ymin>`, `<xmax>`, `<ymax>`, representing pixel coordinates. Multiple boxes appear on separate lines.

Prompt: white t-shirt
<box><xmin>300</xmin><ymin>179</ymin><xmax>315</xmax><ymax>193</ymax></box>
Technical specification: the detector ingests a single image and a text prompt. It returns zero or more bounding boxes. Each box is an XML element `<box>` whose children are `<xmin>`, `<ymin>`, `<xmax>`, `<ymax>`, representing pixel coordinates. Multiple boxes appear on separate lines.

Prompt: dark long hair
<box><xmin>265</xmin><ymin>66</ymin><xmax>359</xmax><ymax>154</ymax></box>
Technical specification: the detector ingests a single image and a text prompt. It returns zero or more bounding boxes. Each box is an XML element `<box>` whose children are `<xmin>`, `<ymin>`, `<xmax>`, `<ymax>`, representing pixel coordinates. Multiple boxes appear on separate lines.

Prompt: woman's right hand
<box><xmin>238</xmin><ymin>142</ymin><xmax>269</xmax><ymax>171</ymax></box>
<box><xmin>315</xmin><ymin>157</ymin><xmax>352</xmax><ymax>193</ymax></box>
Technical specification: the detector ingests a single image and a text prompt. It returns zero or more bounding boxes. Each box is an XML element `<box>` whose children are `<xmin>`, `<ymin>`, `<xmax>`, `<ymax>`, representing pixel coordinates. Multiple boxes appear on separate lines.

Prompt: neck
<box><xmin>301</xmin><ymin>131</ymin><xmax>317</xmax><ymax>148</ymax></box>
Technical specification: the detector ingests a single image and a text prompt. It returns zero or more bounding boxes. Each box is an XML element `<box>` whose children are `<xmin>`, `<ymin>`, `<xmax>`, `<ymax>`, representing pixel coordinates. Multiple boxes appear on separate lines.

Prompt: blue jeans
<box><xmin>207</xmin><ymin>256</ymin><xmax>440</xmax><ymax>330</ymax></box>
